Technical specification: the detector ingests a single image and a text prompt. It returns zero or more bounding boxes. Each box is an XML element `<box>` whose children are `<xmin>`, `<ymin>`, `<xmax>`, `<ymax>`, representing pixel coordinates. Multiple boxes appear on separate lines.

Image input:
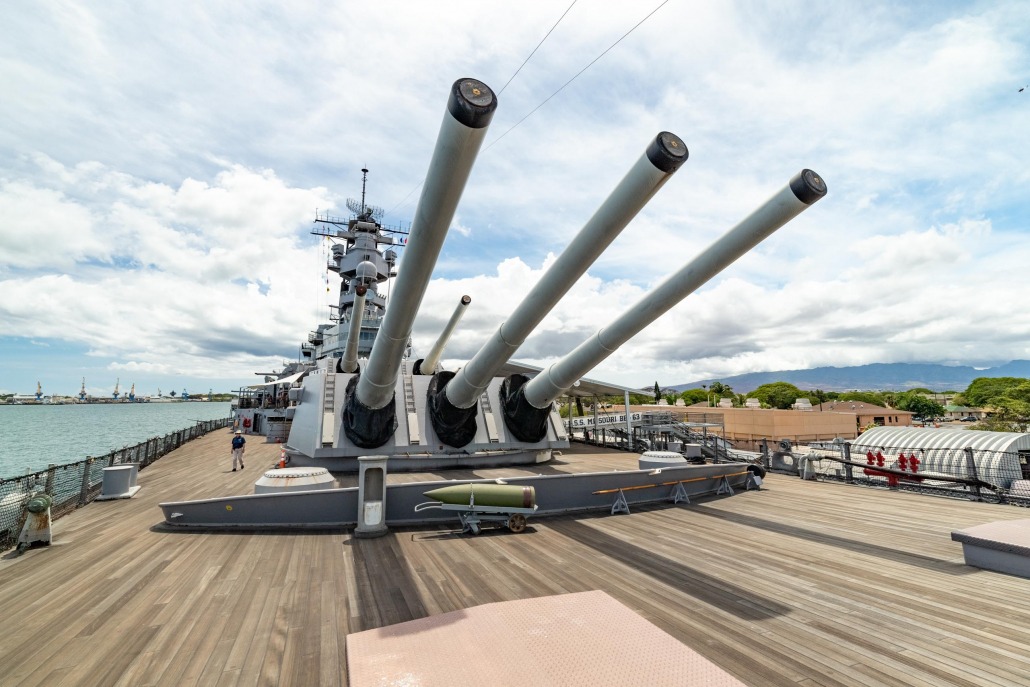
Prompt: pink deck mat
<box><xmin>346</xmin><ymin>590</ymin><xmax>745</xmax><ymax>686</ymax></box>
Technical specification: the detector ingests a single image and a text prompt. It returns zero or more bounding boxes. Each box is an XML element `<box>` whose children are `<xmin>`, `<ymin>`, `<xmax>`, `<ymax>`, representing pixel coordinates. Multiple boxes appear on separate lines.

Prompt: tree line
<box><xmin>581</xmin><ymin>377</ymin><xmax>1030</xmax><ymax>432</ymax></box>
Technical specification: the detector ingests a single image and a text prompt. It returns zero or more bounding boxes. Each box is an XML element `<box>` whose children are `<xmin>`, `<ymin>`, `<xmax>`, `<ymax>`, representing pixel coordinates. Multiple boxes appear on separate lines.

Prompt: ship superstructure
<box><xmin>304</xmin><ymin>169</ymin><xmax>403</xmax><ymax>365</ymax></box>
<box><xmin>233</xmin><ymin>170</ymin><xmax>405</xmax><ymax>439</ymax></box>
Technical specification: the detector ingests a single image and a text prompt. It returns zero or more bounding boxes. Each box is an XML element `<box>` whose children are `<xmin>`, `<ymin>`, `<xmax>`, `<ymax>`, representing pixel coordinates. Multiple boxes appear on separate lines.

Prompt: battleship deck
<box><xmin>1</xmin><ymin>429</ymin><xmax>1028</xmax><ymax>686</ymax></box>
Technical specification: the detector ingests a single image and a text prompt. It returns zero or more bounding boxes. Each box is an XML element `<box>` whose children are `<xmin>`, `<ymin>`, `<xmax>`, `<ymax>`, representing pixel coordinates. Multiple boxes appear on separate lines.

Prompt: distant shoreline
<box><xmin>3</xmin><ymin>399</ymin><xmax>229</xmax><ymax>406</ymax></box>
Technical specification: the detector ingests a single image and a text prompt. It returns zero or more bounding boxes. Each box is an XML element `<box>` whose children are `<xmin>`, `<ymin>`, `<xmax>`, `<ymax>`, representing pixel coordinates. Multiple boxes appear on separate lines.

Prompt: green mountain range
<box><xmin>673</xmin><ymin>360</ymin><xmax>1030</xmax><ymax>395</ymax></box>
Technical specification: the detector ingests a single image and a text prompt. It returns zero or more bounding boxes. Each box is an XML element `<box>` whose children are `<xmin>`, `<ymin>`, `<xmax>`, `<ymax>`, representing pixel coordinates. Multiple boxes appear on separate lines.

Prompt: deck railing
<box><xmin>0</xmin><ymin>417</ymin><xmax>231</xmax><ymax>552</ymax></box>
<box><xmin>781</xmin><ymin>440</ymin><xmax>1030</xmax><ymax>505</ymax></box>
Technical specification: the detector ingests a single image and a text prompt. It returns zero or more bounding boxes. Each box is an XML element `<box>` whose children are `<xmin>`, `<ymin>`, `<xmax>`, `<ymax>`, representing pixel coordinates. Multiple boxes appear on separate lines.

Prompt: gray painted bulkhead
<box><xmin>285</xmin><ymin>361</ymin><xmax>569</xmax><ymax>471</ymax></box>
<box><xmin>158</xmin><ymin>462</ymin><xmax>753</xmax><ymax>529</ymax></box>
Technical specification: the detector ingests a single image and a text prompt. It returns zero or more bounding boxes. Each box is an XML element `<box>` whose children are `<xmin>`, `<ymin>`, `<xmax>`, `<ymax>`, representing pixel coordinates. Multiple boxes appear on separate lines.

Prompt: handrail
<box><xmin>0</xmin><ymin>417</ymin><xmax>232</xmax><ymax>551</ymax></box>
<box><xmin>797</xmin><ymin>451</ymin><xmax>1005</xmax><ymax>501</ymax></box>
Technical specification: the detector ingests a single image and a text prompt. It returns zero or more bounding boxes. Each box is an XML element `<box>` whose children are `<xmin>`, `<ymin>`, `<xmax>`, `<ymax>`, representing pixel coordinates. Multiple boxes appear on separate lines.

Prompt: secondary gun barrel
<box><xmin>440</xmin><ymin>132</ymin><xmax>688</xmax><ymax>412</ymax></box>
<box><xmin>521</xmin><ymin>169</ymin><xmax>827</xmax><ymax>412</ymax></box>
<box><xmin>417</xmin><ymin>295</ymin><xmax>471</xmax><ymax>375</ymax></box>
<box><xmin>339</xmin><ymin>285</ymin><xmax>367</xmax><ymax>373</ymax></box>
<box><xmin>354</xmin><ymin>78</ymin><xmax>497</xmax><ymax>411</ymax></box>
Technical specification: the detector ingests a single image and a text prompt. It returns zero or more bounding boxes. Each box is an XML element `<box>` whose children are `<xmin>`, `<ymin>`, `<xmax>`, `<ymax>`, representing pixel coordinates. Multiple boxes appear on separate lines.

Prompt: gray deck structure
<box><xmin>2</xmin><ymin>429</ymin><xmax>1029</xmax><ymax>686</ymax></box>
<box><xmin>952</xmin><ymin>518</ymin><xmax>1030</xmax><ymax>578</ymax></box>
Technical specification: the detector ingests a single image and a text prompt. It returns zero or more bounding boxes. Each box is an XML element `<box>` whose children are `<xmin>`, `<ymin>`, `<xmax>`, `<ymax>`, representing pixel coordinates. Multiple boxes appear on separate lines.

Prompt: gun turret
<box><xmin>339</xmin><ymin>285</ymin><xmax>368</xmax><ymax>373</ymax></box>
<box><xmin>505</xmin><ymin>169</ymin><xmax>828</xmax><ymax>441</ymax></box>
<box><xmin>415</xmin><ymin>295</ymin><xmax>471</xmax><ymax>375</ymax></box>
<box><xmin>342</xmin><ymin>78</ymin><xmax>497</xmax><ymax>448</ymax></box>
<box><xmin>428</xmin><ymin>132</ymin><xmax>688</xmax><ymax>447</ymax></box>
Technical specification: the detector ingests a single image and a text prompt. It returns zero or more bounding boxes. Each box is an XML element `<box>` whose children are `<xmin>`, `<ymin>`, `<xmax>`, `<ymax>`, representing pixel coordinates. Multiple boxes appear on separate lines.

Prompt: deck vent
<box><xmin>254</xmin><ymin>467</ymin><xmax>335</xmax><ymax>494</ymax></box>
<box><xmin>638</xmin><ymin>450</ymin><xmax>688</xmax><ymax>470</ymax></box>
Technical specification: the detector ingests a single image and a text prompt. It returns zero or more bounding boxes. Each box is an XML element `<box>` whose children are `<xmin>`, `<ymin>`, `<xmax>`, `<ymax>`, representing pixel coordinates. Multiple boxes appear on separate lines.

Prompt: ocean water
<box><xmin>0</xmin><ymin>402</ymin><xmax>232</xmax><ymax>478</ymax></box>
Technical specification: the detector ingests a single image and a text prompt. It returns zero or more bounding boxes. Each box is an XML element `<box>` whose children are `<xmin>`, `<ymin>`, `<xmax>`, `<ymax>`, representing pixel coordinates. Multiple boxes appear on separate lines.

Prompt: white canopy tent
<box><xmin>247</xmin><ymin>370</ymin><xmax>307</xmax><ymax>388</ymax></box>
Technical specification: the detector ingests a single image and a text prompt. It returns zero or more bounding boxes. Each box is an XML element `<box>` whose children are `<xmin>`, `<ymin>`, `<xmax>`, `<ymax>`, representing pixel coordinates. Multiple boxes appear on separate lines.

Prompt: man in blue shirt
<box><xmin>231</xmin><ymin>430</ymin><xmax>246</xmax><ymax>471</ymax></box>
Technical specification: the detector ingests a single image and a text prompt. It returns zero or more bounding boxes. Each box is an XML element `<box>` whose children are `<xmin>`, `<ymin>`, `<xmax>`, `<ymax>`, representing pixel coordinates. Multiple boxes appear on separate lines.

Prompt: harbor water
<box><xmin>0</xmin><ymin>402</ymin><xmax>232</xmax><ymax>478</ymax></box>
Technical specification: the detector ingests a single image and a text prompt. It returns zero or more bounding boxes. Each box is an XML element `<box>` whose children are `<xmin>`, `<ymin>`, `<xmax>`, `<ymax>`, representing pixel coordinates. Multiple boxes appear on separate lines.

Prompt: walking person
<box><xmin>231</xmin><ymin>430</ymin><xmax>246</xmax><ymax>471</ymax></box>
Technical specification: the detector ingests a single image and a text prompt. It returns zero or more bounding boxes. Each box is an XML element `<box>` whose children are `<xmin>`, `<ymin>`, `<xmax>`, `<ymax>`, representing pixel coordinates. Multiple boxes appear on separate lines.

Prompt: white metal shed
<box><xmin>851</xmin><ymin>426</ymin><xmax>1030</xmax><ymax>488</ymax></box>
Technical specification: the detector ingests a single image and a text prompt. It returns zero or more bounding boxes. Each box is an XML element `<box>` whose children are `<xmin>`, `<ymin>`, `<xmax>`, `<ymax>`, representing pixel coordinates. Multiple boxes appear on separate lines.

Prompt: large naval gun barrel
<box><xmin>415</xmin><ymin>295</ymin><xmax>471</xmax><ymax>375</ymax></box>
<box><xmin>339</xmin><ymin>285</ymin><xmax>367</xmax><ymax>373</ymax></box>
<box><xmin>428</xmin><ymin>132</ymin><xmax>688</xmax><ymax>447</ymax></box>
<box><xmin>507</xmin><ymin>169</ymin><xmax>828</xmax><ymax>441</ymax></box>
<box><xmin>344</xmin><ymin>78</ymin><xmax>497</xmax><ymax>448</ymax></box>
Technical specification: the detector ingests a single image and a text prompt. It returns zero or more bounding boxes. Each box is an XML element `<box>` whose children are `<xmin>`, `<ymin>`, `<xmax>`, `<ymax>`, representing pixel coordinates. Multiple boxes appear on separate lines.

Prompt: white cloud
<box><xmin>0</xmin><ymin>158</ymin><xmax>333</xmax><ymax>383</ymax></box>
<box><xmin>1</xmin><ymin>1</ymin><xmax>1029</xmax><ymax>394</ymax></box>
<box><xmin>0</xmin><ymin>179</ymin><xmax>105</xmax><ymax>270</ymax></box>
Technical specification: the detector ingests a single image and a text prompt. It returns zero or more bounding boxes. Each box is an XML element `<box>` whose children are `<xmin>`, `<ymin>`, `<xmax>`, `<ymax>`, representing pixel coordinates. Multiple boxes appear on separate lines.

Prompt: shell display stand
<box><xmin>412</xmin><ymin>486</ymin><xmax>539</xmax><ymax>535</ymax></box>
<box><xmin>96</xmin><ymin>464</ymin><xmax>141</xmax><ymax>500</ymax></box>
<box><xmin>414</xmin><ymin>496</ymin><xmax>536</xmax><ymax>535</ymax></box>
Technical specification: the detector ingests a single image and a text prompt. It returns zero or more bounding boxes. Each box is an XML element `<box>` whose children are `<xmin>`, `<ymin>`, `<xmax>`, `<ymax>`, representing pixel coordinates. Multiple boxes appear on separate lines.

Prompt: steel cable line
<box><xmin>483</xmin><ymin>0</ymin><xmax>671</xmax><ymax>152</ymax></box>
<box><xmin>497</xmin><ymin>0</ymin><xmax>578</xmax><ymax>96</ymax></box>
<box><xmin>384</xmin><ymin>2</ymin><xmax>578</xmax><ymax>218</ymax></box>
<box><xmin>384</xmin><ymin>0</ymin><xmax>671</xmax><ymax>216</ymax></box>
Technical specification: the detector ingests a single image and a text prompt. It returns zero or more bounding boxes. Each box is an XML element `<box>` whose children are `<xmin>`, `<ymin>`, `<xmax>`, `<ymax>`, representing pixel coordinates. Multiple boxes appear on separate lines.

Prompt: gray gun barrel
<box><xmin>354</xmin><ymin>78</ymin><xmax>497</xmax><ymax>410</ymax></box>
<box><xmin>417</xmin><ymin>295</ymin><xmax>471</xmax><ymax>375</ymax></box>
<box><xmin>441</xmin><ymin>132</ymin><xmax>688</xmax><ymax>412</ymax></box>
<box><xmin>521</xmin><ymin>169</ymin><xmax>827</xmax><ymax>411</ymax></box>
<box><xmin>343</xmin><ymin>78</ymin><xmax>497</xmax><ymax>449</ymax></box>
<box><xmin>339</xmin><ymin>285</ymin><xmax>367</xmax><ymax>373</ymax></box>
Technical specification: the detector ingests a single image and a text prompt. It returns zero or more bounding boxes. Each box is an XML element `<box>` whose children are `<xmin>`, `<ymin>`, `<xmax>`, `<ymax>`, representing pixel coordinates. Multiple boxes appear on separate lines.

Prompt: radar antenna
<box><xmin>345</xmin><ymin>168</ymin><xmax>384</xmax><ymax>220</ymax></box>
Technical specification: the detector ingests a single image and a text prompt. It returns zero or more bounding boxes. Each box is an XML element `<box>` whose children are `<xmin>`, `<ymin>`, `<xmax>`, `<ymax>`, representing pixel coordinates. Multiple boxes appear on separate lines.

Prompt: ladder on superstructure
<box><xmin>401</xmin><ymin>361</ymin><xmax>421</xmax><ymax>445</ymax></box>
<box><xmin>321</xmin><ymin>373</ymin><xmax>336</xmax><ymax>447</ymax></box>
<box><xmin>479</xmin><ymin>390</ymin><xmax>500</xmax><ymax>443</ymax></box>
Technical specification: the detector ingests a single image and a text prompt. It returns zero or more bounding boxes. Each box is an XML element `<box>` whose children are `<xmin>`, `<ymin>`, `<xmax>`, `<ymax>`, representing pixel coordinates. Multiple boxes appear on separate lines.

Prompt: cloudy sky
<box><xmin>1</xmin><ymin>1</ymin><xmax>1028</xmax><ymax>398</ymax></box>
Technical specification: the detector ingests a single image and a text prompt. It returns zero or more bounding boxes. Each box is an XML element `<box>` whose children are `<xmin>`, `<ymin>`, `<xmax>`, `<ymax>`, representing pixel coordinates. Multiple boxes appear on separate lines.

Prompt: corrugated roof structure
<box><xmin>854</xmin><ymin>427</ymin><xmax>1030</xmax><ymax>454</ymax></box>
<box><xmin>851</xmin><ymin>426</ymin><xmax>1030</xmax><ymax>489</ymax></box>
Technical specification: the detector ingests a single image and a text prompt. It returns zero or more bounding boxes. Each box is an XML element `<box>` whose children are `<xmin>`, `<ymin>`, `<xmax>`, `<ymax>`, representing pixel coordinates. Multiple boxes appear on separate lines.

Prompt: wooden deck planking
<box><xmin>2</xmin><ymin>429</ymin><xmax>1030</xmax><ymax>686</ymax></box>
<box><xmin>552</xmin><ymin>488</ymin><xmax>1025</xmax><ymax>687</ymax></box>
<box><xmin>681</xmin><ymin>494</ymin><xmax>1025</xmax><ymax>686</ymax></box>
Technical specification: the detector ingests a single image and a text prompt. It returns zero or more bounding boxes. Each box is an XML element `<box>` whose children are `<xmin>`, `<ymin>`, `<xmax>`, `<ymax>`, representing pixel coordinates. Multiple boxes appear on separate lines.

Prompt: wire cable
<box><xmin>484</xmin><ymin>0</ymin><xmax>671</xmax><ymax>152</ymax></box>
<box><xmin>497</xmin><ymin>0</ymin><xmax>578</xmax><ymax>95</ymax></box>
<box><xmin>384</xmin><ymin>0</ymin><xmax>671</xmax><ymax>215</ymax></box>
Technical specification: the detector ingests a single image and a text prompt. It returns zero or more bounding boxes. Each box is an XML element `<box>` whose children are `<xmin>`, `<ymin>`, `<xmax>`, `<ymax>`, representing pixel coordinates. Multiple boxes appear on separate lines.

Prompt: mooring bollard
<box><xmin>18</xmin><ymin>493</ymin><xmax>54</xmax><ymax>553</ymax></box>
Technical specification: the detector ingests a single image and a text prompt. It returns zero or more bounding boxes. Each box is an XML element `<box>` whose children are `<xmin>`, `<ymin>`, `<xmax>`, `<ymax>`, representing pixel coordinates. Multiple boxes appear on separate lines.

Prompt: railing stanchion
<box><xmin>964</xmin><ymin>447</ymin><xmax>982</xmax><ymax>501</ymax></box>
